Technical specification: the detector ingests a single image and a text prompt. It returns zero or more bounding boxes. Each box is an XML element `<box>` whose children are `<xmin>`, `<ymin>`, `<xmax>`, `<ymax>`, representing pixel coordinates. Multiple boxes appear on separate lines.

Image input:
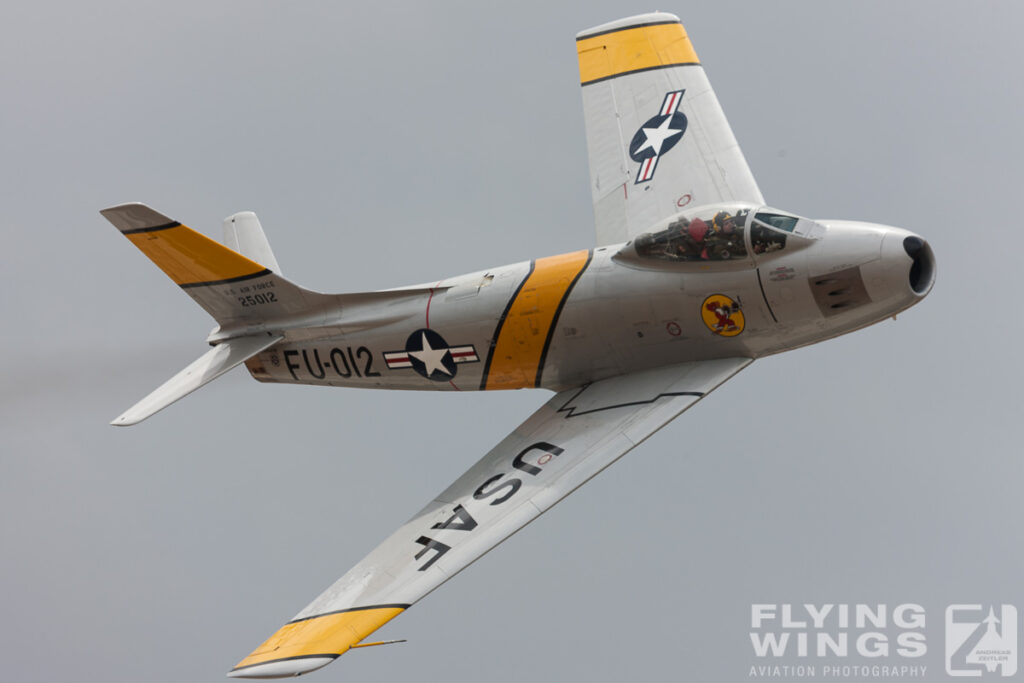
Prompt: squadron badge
<box><xmin>629</xmin><ymin>90</ymin><xmax>688</xmax><ymax>184</ymax></box>
<box><xmin>384</xmin><ymin>328</ymin><xmax>479</xmax><ymax>381</ymax></box>
<box><xmin>701</xmin><ymin>294</ymin><xmax>745</xmax><ymax>337</ymax></box>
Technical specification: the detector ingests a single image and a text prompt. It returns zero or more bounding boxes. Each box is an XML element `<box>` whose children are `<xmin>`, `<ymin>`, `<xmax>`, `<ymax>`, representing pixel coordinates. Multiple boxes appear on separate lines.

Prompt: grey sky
<box><xmin>2</xmin><ymin>2</ymin><xmax>1022</xmax><ymax>681</ymax></box>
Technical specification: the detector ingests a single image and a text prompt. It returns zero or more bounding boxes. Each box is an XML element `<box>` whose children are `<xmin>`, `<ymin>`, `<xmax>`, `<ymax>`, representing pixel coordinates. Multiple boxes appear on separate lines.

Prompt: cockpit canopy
<box><xmin>634</xmin><ymin>208</ymin><xmax>750</xmax><ymax>263</ymax></box>
<box><xmin>619</xmin><ymin>204</ymin><xmax>823</xmax><ymax>269</ymax></box>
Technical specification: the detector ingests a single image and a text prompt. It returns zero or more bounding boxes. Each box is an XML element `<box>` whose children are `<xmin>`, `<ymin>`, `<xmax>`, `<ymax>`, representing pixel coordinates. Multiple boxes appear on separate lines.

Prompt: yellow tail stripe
<box><xmin>232</xmin><ymin>606</ymin><xmax>405</xmax><ymax>671</ymax></box>
<box><xmin>577</xmin><ymin>21</ymin><xmax>699</xmax><ymax>86</ymax></box>
<box><xmin>484</xmin><ymin>250</ymin><xmax>591</xmax><ymax>391</ymax></box>
<box><xmin>125</xmin><ymin>224</ymin><xmax>267</xmax><ymax>287</ymax></box>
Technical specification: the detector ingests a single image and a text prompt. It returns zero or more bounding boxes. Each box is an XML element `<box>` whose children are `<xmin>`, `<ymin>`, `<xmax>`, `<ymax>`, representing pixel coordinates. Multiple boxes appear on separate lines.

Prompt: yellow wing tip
<box><xmin>231</xmin><ymin>606</ymin><xmax>406</xmax><ymax>675</ymax></box>
<box><xmin>228</xmin><ymin>655</ymin><xmax>337</xmax><ymax>679</ymax></box>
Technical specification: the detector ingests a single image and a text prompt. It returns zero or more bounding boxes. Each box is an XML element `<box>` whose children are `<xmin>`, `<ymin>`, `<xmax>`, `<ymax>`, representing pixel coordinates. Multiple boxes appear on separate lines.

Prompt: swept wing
<box><xmin>577</xmin><ymin>13</ymin><xmax>764</xmax><ymax>245</ymax></box>
<box><xmin>229</xmin><ymin>357</ymin><xmax>751</xmax><ymax>678</ymax></box>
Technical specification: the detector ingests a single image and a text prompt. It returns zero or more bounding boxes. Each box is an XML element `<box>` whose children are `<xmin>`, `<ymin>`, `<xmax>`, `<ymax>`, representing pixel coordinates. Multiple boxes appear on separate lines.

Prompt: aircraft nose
<box><xmin>839</xmin><ymin>225</ymin><xmax>934</xmax><ymax>320</ymax></box>
<box><xmin>879</xmin><ymin>230</ymin><xmax>935</xmax><ymax>298</ymax></box>
<box><xmin>859</xmin><ymin>228</ymin><xmax>935</xmax><ymax>316</ymax></box>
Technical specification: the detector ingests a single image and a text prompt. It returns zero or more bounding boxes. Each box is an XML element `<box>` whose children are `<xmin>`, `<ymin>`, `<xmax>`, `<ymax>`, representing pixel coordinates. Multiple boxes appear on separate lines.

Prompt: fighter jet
<box><xmin>100</xmin><ymin>12</ymin><xmax>935</xmax><ymax>679</ymax></box>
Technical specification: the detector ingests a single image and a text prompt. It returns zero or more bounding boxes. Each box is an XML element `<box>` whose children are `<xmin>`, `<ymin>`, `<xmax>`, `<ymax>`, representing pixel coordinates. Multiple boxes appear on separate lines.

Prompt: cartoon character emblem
<box><xmin>383</xmin><ymin>328</ymin><xmax>479</xmax><ymax>381</ymax></box>
<box><xmin>701</xmin><ymin>294</ymin><xmax>745</xmax><ymax>337</ymax></box>
<box><xmin>629</xmin><ymin>90</ymin><xmax>688</xmax><ymax>184</ymax></box>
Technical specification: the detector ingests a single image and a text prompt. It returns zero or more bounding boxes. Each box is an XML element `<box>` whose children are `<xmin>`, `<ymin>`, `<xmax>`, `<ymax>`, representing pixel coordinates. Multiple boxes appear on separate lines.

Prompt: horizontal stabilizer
<box><xmin>100</xmin><ymin>203</ymin><xmax>325</xmax><ymax>329</ymax></box>
<box><xmin>102</xmin><ymin>203</ymin><xmax>446</xmax><ymax>340</ymax></box>
<box><xmin>112</xmin><ymin>333</ymin><xmax>283</xmax><ymax>426</ymax></box>
<box><xmin>101</xmin><ymin>203</ymin><xmax>271</xmax><ymax>288</ymax></box>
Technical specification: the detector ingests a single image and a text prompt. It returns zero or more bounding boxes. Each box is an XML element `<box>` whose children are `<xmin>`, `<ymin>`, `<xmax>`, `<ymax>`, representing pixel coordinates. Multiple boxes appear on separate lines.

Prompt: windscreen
<box><xmin>750</xmin><ymin>212</ymin><xmax>798</xmax><ymax>254</ymax></box>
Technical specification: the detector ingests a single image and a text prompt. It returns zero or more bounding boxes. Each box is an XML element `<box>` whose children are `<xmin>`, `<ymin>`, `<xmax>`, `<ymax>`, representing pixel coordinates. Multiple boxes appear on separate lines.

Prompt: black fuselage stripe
<box><xmin>178</xmin><ymin>269</ymin><xmax>272</xmax><ymax>289</ymax></box>
<box><xmin>120</xmin><ymin>221</ymin><xmax>181</xmax><ymax>235</ymax></box>
<box><xmin>286</xmin><ymin>603</ymin><xmax>412</xmax><ymax>625</ymax></box>
<box><xmin>534</xmin><ymin>249</ymin><xmax>593</xmax><ymax>388</ymax></box>
<box><xmin>575</xmin><ymin>19</ymin><xmax>680</xmax><ymax>41</ymax></box>
<box><xmin>581</xmin><ymin>61</ymin><xmax>701</xmax><ymax>87</ymax></box>
<box><xmin>756</xmin><ymin>268</ymin><xmax>779</xmax><ymax>323</ymax></box>
<box><xmin>479</xmin><ymin>261</ymin><xmax>535</xmax><ymax>390</ymax></box>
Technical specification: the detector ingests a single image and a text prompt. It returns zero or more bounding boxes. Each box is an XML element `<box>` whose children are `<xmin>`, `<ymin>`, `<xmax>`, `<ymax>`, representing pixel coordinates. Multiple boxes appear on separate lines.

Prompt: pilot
<box><xmin>687</xmin><ymin>217</ymin><xmax>711</xmax><ymax>259</ymax></box>
<box><xmin>663</xmin><ymin>218</ymin><xmax>694</xmax><ymax>260</ymax></box>
<box><xmin>711</xmin><ymin>211</ymin><xmax>733</xmax><ymax>233</ymax></box>
<box><xmin>705</xmin><ymin>212</ymin><xmax>744</xmax><ymax>260</ymax></box>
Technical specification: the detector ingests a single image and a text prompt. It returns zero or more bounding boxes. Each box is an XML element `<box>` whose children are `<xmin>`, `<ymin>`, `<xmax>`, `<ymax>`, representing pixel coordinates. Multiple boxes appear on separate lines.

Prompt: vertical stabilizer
<box><xmin>223</xmin><ymin>211</ymin><xmax>283</xmax><ymax>275</ymax></box>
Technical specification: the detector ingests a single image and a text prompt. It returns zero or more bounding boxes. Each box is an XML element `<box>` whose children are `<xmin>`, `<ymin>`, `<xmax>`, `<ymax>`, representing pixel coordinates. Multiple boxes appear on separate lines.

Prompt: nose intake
<box><xmin>902</xmin><ymin>236</ymin><xmax>935</xmax><ymax>295</ymax></box>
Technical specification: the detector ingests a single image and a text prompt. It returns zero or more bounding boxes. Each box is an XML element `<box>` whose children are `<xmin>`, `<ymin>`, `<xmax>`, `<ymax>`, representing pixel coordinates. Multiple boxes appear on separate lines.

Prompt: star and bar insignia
<box><xmin>628</xmin><ymin>89</ymin><xmax>688</xmax><ymax>184</ymax></box>
<box><xmin>384</xmin><ymin>328</ymin><xmax>479</xmax><ymax>381</ymax></box>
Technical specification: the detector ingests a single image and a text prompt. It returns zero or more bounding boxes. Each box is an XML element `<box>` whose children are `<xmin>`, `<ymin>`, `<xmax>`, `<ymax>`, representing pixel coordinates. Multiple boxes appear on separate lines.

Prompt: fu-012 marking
<box><xmin>413</xmin><ymin>441</ymin><xmax>564</xmax><ymax>571</ymax></box>
<box><xmin>283</xmin><ymin>346</ymin><xmax>382</xmax><ymax>380</ymax></box>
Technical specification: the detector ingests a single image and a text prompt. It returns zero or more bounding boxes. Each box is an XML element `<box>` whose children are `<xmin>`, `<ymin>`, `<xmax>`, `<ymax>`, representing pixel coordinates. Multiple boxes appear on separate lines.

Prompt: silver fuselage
<box><xmin>245</xmin><ymin>204</ymin><xmax>935</xmax><ymax>394</ymax></box>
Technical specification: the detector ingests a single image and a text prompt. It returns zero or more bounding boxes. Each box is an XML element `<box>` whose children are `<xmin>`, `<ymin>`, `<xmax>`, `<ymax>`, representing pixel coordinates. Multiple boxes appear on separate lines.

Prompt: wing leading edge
<box><xmin>577</xmin><ymin>13</ymin><xmax>764</xmax><ymax>246</ymax></box>
<box><xmin>229</xmin><ymin>357</ymin><xmax>752</xmax><ymax>678</ymax></box>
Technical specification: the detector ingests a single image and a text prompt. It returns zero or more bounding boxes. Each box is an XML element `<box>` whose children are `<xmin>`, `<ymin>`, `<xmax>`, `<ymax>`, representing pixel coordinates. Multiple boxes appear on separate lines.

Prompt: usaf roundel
<box><xmin>629</xmin><ymin>90</ymin><xmax>688</xmax><ymax>184</ymax></box>
<box><xmin>383</xmin><ymin>329</ymin><xmax>479</xmax><ymax>381</ymax></box>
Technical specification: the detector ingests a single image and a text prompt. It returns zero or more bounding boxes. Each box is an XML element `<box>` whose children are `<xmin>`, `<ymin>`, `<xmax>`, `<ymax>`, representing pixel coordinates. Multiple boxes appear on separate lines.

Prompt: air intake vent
<box><xmin>809</xmin><ymin>266</ymin><xmax>871</xmax><ymax>318</ymax></box>
<box><xmin>903</xmin><ymin>237</ymin><xmax>935</xmax><ymax>295</ymax></box>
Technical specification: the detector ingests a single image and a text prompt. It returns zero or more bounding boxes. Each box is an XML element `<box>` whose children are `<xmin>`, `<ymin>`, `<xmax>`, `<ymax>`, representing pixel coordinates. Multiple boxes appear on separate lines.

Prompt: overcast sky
<box><xmin>2</xmin><ymin>2</ymin><xmax>1023</xmax><ymax>682</ymax></box>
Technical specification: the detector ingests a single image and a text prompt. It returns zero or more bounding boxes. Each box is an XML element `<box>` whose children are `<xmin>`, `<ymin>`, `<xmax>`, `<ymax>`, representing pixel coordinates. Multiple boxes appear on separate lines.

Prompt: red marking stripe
<box><xmin>639</xmin><ymin>157</ymin><xmax>655</xmax><ymax>180</ymax></box>
<box><xmin>425</xmin><ymin>280</ymin><xmax>442</xmax><ymax>328</ymax></box>
<box><xmin>660</xmin><ymin>90</ymin><xmax>682</xmax><ymax>115</ymax></box>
